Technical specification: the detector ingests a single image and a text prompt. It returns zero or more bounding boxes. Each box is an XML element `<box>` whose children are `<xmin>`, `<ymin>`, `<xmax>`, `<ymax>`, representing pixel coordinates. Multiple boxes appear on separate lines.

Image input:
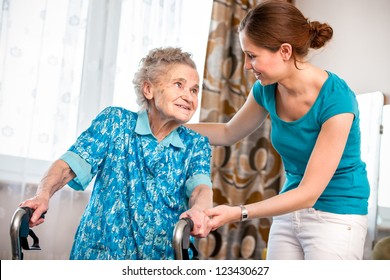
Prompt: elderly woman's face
<box><xmin>146</xmin><ymin>64</ymin><xmax>199</xmax><ymax>125</ymax></box>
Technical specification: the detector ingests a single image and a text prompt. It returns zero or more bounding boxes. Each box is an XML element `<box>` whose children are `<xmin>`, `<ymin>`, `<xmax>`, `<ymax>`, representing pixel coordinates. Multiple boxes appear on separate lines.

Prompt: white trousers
<box><xmin>266</xmin><ymin>208</ymin><xmax>368</xmax><ymax>260</ymax></box>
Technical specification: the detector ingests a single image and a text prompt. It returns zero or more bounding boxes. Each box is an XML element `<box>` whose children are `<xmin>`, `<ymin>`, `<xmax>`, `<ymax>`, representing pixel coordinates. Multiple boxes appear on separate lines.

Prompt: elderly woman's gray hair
<box><xmin>132</xmin><ymin>47</ymin><xmax>197</xmax><ymax>111</ymax></box>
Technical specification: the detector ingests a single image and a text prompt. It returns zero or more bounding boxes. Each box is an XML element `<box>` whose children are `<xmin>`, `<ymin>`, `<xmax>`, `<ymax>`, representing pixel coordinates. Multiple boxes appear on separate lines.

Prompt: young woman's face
<box><xmin>239</xmin><ymin>31</ymin><xmax>285</xmax><ymax>86</ymax></box>
<box><xmin>146</xmin><ymin>64</ymin><xmax>199</xmax><ymax>125</ymax></box>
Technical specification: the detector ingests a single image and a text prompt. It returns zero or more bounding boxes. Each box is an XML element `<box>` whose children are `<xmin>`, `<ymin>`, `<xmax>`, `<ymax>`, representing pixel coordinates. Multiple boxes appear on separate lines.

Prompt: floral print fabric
<box><xmin>60</xmin><ymin>107</ymin><xmax>211</xmax><ymax>259</ymax></box>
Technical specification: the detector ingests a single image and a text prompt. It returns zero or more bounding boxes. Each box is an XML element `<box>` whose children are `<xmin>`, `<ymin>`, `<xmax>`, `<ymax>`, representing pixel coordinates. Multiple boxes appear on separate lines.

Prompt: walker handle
<box><xmin>10</xmin><ymin>207</ymin><xmax>46</xmax><ymax>260</ymax></box>
<box><xmin>173</xmin><ymin>217</ymin><xmax>195</xmax><ymax>260</ymax></box>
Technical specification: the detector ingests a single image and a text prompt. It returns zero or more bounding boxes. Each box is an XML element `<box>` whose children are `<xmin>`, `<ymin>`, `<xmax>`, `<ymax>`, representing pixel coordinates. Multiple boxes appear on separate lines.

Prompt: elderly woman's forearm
<box><xmin>189</xmin><ymin>185</ymin><xmax>213</xmax><ymax>210</ymax></box>
<box><xmin>36</xmin><ymin>159</ymin><xmax>76</xmax><ymax>199</ymax></box>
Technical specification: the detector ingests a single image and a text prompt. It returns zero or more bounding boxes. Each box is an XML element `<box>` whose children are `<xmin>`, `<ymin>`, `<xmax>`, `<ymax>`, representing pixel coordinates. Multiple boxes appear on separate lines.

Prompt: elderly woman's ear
<box><xmin>142</xmin><ymin>81</ymin><xmax>153</xmax><ymax>100</ymax></box>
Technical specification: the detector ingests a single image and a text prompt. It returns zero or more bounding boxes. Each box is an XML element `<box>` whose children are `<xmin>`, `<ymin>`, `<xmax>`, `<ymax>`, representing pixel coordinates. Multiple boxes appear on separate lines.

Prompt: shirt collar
<box><xmin>135</xmin><ymin>110</ymin><xmax>185</xmax><ymax>149</ymax></box>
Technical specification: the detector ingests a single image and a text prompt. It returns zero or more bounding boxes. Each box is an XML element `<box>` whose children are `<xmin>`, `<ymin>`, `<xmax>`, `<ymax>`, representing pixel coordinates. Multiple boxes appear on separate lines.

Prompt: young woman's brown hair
<box><xmin>239</xmin><ymin>0</ymin><xmax>333</xmax><ymax>67</ymax></box>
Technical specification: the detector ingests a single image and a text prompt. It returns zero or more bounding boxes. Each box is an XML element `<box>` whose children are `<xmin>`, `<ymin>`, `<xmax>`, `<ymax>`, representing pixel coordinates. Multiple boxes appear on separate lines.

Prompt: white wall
<box><xmin>295</xmin><ymin>0</ymin><xmax>390</xmax><ymax>102</ymax></box>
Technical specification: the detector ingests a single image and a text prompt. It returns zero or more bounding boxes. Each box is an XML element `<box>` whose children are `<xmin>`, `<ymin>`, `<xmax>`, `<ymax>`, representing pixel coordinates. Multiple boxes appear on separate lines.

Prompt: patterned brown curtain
<box><xmin>197</xmin><ymin>0</ymin><xmax>285</xmax><ymax>260</ymax></box>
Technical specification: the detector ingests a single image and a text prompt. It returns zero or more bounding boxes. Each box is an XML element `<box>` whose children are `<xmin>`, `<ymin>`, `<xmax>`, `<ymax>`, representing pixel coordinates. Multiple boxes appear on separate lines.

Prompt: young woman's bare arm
<box><xmin>187</xmin><ymin>91</ymin><xmax>269</xmax><ymax>146</ymax></box>
<box><xmin>205</xmin><ymin>113</ymin><xmax>355</xmax><ymax>229</ymax></box>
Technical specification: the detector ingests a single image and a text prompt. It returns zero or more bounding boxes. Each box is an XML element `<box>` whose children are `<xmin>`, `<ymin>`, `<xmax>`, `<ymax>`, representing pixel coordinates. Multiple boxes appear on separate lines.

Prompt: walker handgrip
<box><xmin>19</xmin><ymin>207</ymin><xmax>33</xmax><ymax>238</ymax></box>
<box><xmin>10</xmin><ymin>207</ymin><xmax>46</xmax><ymax>260</ymax></box>
<box><xmin>173</xmin><ymin>217</ymin><xmax>194</xmax><ymax>260</ymax></box>
<box><xmin>181</xmin><ymin>218</ymin><xmax>193</xmax><ymax>250</ymax></box>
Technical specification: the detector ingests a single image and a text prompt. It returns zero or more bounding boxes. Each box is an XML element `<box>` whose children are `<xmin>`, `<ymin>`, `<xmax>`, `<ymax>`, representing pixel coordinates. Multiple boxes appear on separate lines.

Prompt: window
<box><xmin>0</xmin><ymin>0</ymin><xmax>89</xmax><ymax>162</ymax></box>
<box><xmin>0</xmin><ymin>0</ymin><xmax>213</xmax><ymax>183</ymax></box>
<box><xmin>112</xmin><ymin>0</ymin><xmax>212</xmax><ymax>124</ymax></box>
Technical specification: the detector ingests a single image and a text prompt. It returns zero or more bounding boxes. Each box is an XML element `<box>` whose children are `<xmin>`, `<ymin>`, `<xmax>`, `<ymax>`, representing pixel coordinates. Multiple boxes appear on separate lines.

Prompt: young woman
<box><xmin>188</xmin><ymin>0</ymin><xmax>369</xmax><ymax>260</ymax></box>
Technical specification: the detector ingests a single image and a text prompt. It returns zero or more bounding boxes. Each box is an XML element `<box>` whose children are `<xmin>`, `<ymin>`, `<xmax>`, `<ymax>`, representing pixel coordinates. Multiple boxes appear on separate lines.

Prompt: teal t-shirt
<box><xmin>252</xmin><ymin>71</ymin><xmax>369</xmax><ymax>215</ymax></box>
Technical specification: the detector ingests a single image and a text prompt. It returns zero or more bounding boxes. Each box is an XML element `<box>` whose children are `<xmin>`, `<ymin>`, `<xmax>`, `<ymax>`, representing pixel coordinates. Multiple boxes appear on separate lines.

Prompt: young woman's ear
<box><xmin>143</xmin><ymin>81</ymin><xmax>153</xmax><ymax>100</ymax></box>
<box><xmin>279</xmin><ymin>43</ymin><xmax>293</xmax><ymax>60</ymax></box>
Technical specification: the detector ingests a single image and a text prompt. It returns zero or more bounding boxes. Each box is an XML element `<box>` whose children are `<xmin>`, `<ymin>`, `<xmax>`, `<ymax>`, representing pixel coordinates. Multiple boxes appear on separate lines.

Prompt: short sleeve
<box><xmin>66</xmin><ymin>107</ymin><xmax>128</xmax><ymax>186</ymax></box>
<box><xmin>185</xmin><ymin>174</ymin><xmax>212</xmax><ymax>198</ymax></box>
<box><xmin>319</xmin><ymin>83</ymin><xmax>358</xmax><ymax>124</ymax></box>
<box><xmin>251</xmin><ymin>81</ymin><xmax>276</xmax><ymax>113</ymax></box>
<box><xmin>60</xmin><ymin>151</ymin><xmax>92</xmax><ymax>190</ymax></box>
<box><xmin>185</xmin><ymin>135</ymin><xmax>212</xmax><ymax>198</ymax></box>
<box><xmin>252</xmin><ymin>81</ymin><xmax>264</xmax><ymax>107</ymax></box>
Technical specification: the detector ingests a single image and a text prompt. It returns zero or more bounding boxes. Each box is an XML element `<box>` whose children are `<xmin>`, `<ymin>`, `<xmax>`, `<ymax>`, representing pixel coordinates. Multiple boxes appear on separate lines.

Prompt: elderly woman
<box><xmin>20</xmin><ymin>47</ymin><xmax>213</xmax><ymax>260</ymax></box>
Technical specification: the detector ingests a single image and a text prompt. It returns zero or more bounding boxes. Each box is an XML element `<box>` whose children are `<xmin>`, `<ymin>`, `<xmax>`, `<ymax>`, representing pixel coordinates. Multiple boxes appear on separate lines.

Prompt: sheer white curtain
<box><xmin>113</xmin><ymin>0</ymin><xmax>184</xmax><ymax>112</ymax></box>
<box><xmin>0</xmin><ymin>0</ymin><xmax>89</xmax><ymax>260</ymax></box>
<box><xmin>0</xmin><ymin>0</ymin><xmax>88</xmax><ymax>162</ymax></box>
<box><xmin>0</xmin><ymin>0</ymin><xmax>211</xmax><ymax>171</ymax></box>
<box><xmin>113</xmin><ymin>0</ymin><xmax>211</xmax><ymax>123</ymax></box>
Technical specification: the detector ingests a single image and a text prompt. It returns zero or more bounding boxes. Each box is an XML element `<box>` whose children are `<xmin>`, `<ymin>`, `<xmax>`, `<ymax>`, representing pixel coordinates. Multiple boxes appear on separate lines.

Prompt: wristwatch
<box><xmin>240</xmin><ymin>205</ymin><xmax>248</xmax><ymax>222</ymax></box>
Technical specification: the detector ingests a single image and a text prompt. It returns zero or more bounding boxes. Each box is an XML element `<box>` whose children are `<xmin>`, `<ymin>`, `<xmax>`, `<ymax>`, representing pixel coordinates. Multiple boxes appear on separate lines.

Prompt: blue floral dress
<box><xmin>60</xmin><ymin>107</ymin><xmax>212</xmax><ymax>259</ymax></box>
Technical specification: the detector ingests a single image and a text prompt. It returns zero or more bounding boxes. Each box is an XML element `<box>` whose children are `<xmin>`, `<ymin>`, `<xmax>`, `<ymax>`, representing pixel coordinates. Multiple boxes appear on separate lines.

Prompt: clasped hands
<box><xmin>180</xmin><ymin>205</ymin><xmax>238</xmax><ymax>238</ymax></box>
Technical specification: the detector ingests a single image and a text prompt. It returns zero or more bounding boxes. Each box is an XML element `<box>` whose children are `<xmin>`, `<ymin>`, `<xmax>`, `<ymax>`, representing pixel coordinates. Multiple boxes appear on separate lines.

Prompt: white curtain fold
<box><xmin>113</xmin><ymin>0</ymin><xmax>184</xmax><ymax>111</ymax></box>
<box><xmin>0</xmin><ymin>0</ymin><xmax>89</xmax><ymax>161</ymax></box>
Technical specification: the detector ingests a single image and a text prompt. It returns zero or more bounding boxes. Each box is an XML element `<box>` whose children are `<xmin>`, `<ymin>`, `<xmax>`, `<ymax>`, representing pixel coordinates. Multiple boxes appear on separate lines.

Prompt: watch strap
<box><xmin>240</xmin><ymin>205</ymin><xmax>248</xmax><ymax>222</ymax></box>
